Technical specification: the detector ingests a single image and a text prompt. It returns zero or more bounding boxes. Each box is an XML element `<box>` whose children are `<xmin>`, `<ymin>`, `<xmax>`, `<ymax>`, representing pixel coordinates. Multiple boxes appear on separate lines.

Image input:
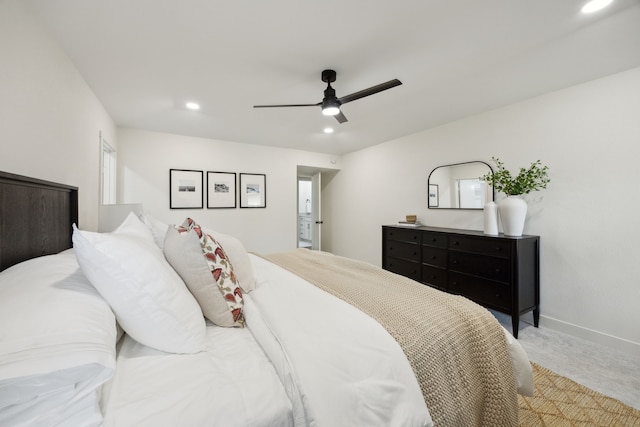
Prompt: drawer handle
<box><xmin>452</xmin><ymin>260</ymin><xmax>459</xmax><ymax>265</ymax></box>
<box><xmin>495</xmin><ymin>247</ymin><xmax>502</xmax><ymax>251</ymax></box>
<box><xmin>453</xmin><ymin>241</ymin><xmax>459</xmax><ymax>246</ymax></box>
<box><xmin>431</xmin><ymin>238</ymin><xmax>437</xmax><ymax>242</ymax></box>
<box><xmin>495</xmin><ymin>268</ymin><xmax>501</xmax><ymax>273</ymax></box>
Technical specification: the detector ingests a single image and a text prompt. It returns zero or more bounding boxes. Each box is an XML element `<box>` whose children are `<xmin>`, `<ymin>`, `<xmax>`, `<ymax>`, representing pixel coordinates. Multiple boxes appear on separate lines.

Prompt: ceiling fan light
<box><xmin>322</xmin><ymin>98</ymin><xmax>341</xmax><ymax>116</ymax></box>
<box><xmin>322</xmin><ymin>106</ymin><xmax>340</xmax><ymax>116</ymax></box>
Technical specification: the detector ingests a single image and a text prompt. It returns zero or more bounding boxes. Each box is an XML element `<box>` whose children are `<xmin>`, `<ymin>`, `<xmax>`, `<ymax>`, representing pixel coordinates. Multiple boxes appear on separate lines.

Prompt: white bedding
<box><xmin>245</xmin><ymin>254</ymin><xmax>433</xmax><ymax>427</ymax></box>
<box><xmin>0</xmin><ymin>251</ymin><xmax>116</xmax><ymax>427</ymax></box>
<box><xmin>1</xmin><ymin>231</ymin><xmax>531</xmax><ymax>426</ymax></box>
<box><xmin>102</xmin><ymin>267</ymin><xmax>433</xmax><ymax>427</ymax></box>
<box><xmin>101</xmin><ymin>252</ymin><xmax>533</xmax><ymax>427</ymax></box>
<box><xmin>101</xmin><ymin>323</ymin><xmax>293</xmax><ymax>427</ymax></box>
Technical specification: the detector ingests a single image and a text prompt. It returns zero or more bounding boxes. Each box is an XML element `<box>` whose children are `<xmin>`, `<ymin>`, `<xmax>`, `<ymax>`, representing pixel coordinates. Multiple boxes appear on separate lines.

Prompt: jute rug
<box><xmin>519</xmin><ymin>363</ymin><xmax>640</xmax><ymax>426</ymax></box>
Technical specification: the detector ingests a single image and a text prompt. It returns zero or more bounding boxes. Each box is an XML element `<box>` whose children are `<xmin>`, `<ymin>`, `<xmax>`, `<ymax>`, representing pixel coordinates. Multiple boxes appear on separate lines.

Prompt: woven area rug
<box><xmin>519</xmin><ymin>363</ymin><xmax>640</xmax><ymax>426</ymax></box>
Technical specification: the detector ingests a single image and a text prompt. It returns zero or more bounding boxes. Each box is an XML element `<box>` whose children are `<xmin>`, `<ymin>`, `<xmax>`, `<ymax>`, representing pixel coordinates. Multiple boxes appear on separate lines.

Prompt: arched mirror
<box><xmin>428</xmin><ymin>161</ymin><xmax>494</xmax><ymax>209</ymax></box>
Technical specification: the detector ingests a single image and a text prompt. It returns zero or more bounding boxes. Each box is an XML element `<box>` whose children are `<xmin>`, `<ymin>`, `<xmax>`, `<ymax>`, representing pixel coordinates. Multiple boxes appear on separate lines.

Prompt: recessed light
<box><xmin>186</xmin><ymin>102</ymin><xmax>200</xmax><ymax>110</ymax></box>
<box><xmin>581</xmin><ymin>0</ymin><xmax>613</xmax><ymax>14</ymax></box>
<box><xmin>323</xmin><ymin>127</ymin><xmax>334</xmax><ymax>134</ymax></box>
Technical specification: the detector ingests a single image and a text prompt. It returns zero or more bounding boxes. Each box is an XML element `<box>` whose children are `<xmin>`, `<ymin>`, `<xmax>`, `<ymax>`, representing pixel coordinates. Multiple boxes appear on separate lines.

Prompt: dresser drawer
<box><xmin>421</xmin><ymin>246</ymin><xmax>447</xmax><ymax>268</ymax></box>
<box><xmin>384</xmin><ymin>227</ymin><xmax>421</xmax><ymax>244</ymax></box>
<box><xmin>421</xmin><ymin>265</ymin><xmax>447</xmax><ymax>291</ymax></box>
<box><xmin>448</xmin><ymin>252</ymin><xmax>511</xmax><ymax>282</ymax></box>
<box><xmin>448</xmin><ymin>235</ymin><xmax>510</xmax><ymax>257</ymax></box>
<box><xmin>385</xmin><ymin>240</ymin><xmax>420</xmax><ymax>261</ymax></box>
<box><xmin>449</xmin><ymin>272</ymin><xmax>510</xmax><ymax>311</ymax></box>
<box><xmin>384</xmin><ymin>257</ymin><xmax>420</xmax><ymax>281</ymax></box>
<box><xmin>421</xmin><ymin>231</ymin><xmax>447</xmax><ymax>248</ymax></box>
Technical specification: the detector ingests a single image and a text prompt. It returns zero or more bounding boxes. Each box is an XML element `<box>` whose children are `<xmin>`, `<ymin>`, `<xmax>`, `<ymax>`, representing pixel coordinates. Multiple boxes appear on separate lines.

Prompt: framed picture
<box><xmin>207</xmin><ymin>171</ymin><xmax>236</xmax><ymax>209</ymax></box>
<box><xmin>428</xmin><ymin>184</ymin><xmax>439</xmax><ymax>208</ymax></box>
<box><xmin>239</xmin><ymin>173</ymin><xmax>266</xmax><ymax>208</ymax></box>
<box><xmin>169</xmin><ymin>169</ymin><xmax>203</xmax><ymax>209</ymax></box>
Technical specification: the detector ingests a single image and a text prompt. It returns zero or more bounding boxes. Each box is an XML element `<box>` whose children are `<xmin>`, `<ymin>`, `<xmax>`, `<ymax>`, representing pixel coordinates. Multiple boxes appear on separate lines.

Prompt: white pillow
<box><xmin>73</xmin><ymin>212</ymin><xmax>206</xmax><ymax>354</ymax></box>
<box><xmin>0</xmin><ymin>250</ymin><xmax>116</xmax><ymax>426</ymax></box>
<box><xmin>203</xmin><ymin>228</ymin><xmax>256</xmax><ymax>293</ymax></box>
<box><xmin>139</xmin><ymin>212</ymin><xmax>170</xmax><ymax>249</ymax></box>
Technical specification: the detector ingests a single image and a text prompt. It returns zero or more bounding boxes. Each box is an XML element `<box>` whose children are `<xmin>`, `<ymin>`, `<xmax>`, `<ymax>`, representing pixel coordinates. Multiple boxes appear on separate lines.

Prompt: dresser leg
<box><xmin>512</xmin><ymin>316</ymin><xmax>519</xmax><ymax>339</ymax></box>
<box><xmin>533</xmin><ymin>307</ymin><xmax>540</xmax><ymax>328</ymax></box>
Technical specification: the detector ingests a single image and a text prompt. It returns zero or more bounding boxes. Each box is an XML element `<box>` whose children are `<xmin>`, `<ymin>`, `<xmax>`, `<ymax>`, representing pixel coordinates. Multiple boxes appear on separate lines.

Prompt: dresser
<box><xmin>382</xmin><ymin>225</ymin><xmax>539</xmax><ymax>338</ymax></box>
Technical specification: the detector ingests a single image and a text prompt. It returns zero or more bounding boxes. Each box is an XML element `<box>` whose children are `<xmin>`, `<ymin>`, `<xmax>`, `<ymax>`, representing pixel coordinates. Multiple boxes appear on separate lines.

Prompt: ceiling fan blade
<box><xmin>338</xmin><ymin>79</ymin><xmax>402</xmax><ymax>104</ymax></box>
<box><xmin>253</xmin><ymin>102</ymin><xmax>320</xmax><ymax>108</ymax></box>
<box><xmin>334</xmin><ymin>110</ymin><xmax>348</xmax><ymax>123</ymax></box>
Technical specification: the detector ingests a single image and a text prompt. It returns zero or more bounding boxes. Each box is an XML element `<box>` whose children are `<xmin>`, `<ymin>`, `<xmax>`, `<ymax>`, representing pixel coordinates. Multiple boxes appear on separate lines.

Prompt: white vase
<box><xmin>498</xmin><ymin>196</ymin><xmax>527</xmax><ymax>237</ymax></box>
<box><xmin>483</xmin><ymin>201</ymin><xmax>499</xmax><ymax>235</ymax></box>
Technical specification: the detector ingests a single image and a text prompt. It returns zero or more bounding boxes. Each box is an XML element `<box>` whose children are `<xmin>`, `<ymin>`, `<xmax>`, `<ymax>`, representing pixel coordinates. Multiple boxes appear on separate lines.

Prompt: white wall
<box><xmin>117</xmin><ymin>128</ymin><xmax>340</xmax><ymax>254</ymax></box>
<box><xmin>0</xmin><ymin>0</ymin><xmax>117</xmax><ymax>230</ymax></box>
<box><xmin>323</xmin><ymin>67</ymin><xmax>640</xmax><ymax>355</ymax></box>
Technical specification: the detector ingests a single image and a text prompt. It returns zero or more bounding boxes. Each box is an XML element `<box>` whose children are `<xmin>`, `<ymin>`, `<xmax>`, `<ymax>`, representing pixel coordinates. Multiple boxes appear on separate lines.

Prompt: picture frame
<box><xmin>428</xmin><ymin>184</ymin><xmax>439</xmax><ymax>208</ymax></box>
<box><xmin>239</xmin><ymin>173</ymin><xmax>266</xmax><ymax>208</ymax></box>
<box><xmin>207</xmin><ymin>171</ymin><xmax>236</xmax><ymax>209</ymax></box>
<box><xmin>169</xmin><ymin>169</ymin><xmax>203</xmax><ymax>209</ymax></box>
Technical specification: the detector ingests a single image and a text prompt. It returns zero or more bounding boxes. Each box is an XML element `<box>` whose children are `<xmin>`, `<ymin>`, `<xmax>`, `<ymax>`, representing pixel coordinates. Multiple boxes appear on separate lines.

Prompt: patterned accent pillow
<box><xmin>202</xmin><ymin>227</ymin><xmax>256</xmax><ymax>293</ymax></box>
<box><xmin>164</xmin><ymin>218</ymin><xmax>244</xmax><ymax>327</ymax></box>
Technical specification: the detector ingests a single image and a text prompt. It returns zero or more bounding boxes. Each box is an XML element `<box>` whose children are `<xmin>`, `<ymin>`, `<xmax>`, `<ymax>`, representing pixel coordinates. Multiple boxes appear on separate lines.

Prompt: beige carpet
<box><xmin>519</xmin><ymin>363</ymin><xmax>640</xmax><ymax>426</ymax></box>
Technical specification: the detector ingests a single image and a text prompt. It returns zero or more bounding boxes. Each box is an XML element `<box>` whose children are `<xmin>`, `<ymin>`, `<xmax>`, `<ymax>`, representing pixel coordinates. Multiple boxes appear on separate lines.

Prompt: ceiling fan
<box><xmin>253</xmin><ymin>69</ymin><xmax>402</xmax><ymax>123</ymax></box>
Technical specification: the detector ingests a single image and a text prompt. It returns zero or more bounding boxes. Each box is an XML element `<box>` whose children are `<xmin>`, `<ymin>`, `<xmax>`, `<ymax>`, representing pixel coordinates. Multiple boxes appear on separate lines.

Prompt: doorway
<box><xmin>297</xmin><ymin>172</ymin><xmax>321</xmax><ymax>250</ymax></box>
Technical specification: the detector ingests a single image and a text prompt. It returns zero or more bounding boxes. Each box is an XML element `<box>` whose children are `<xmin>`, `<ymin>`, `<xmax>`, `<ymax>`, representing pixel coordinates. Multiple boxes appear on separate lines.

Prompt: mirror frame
<box><xmin>427</xmin><ymin>160</ymin><xmax>494</xmax><ymax>210</ymax></box>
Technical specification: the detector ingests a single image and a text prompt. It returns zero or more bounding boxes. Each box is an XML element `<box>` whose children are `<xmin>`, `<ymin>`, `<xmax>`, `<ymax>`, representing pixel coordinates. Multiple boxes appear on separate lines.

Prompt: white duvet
<box><xmin>101</xmin><ymin>324</ymin><xmax>293</xmax><ymax>427</ymax></box>
<box><xmin>245</xmin><ymin>255</ymin><xmax>433</xmax><ymax>427</ymax></box>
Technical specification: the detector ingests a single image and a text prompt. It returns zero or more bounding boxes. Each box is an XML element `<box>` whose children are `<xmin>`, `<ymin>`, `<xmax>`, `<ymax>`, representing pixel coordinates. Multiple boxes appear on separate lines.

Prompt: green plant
<box><xmin>480</xmin><ymin>157</ymin><xmax>550</xmax><ymax>196</ymax></box>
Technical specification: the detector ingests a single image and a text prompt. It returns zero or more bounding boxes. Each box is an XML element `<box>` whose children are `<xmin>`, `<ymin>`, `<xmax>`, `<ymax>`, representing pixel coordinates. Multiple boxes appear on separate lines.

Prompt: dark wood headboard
<box><xmin>0</xmin><ymin>171</ymin><xmax>78</xmax><ymax>271</ymax></box>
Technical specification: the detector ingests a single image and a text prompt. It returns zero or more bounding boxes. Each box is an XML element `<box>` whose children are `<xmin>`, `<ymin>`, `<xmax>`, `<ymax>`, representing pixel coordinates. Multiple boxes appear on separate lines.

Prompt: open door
<box><xmin>297</xmin><ymin>172</ymin><xmax>323</xmax><ymax>250</ymax></box>
<box><xmin>311</xmin><ymin>173</ymin><xmax>322</xmax><ymax>250</ymax></box>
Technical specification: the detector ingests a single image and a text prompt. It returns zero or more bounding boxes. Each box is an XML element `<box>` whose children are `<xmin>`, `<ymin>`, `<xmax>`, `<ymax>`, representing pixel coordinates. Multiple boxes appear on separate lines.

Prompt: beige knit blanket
<box><xmin>263</xmin><ymin>249</ymin><xmax>518</xmax><ymax>427</ymax></box>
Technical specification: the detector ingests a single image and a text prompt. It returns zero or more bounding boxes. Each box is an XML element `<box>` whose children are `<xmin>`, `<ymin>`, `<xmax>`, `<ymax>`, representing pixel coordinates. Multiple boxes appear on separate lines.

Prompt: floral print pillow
<box><xmin>166</xmin><ymin>218</ymin><xmax>244</xmax><ymax>327</ymax></box>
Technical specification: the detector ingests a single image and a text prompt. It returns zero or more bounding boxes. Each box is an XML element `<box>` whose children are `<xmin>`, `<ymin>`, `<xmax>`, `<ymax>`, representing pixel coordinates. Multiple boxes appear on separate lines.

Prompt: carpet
<box><xmin>519</xmin><ymin>363</ymin><xmax>640</xmax><ymax>426</ymax></box>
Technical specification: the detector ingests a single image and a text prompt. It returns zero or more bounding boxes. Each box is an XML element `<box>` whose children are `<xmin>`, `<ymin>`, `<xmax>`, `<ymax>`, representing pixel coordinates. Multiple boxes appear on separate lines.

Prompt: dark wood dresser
<box><xmin>382</xmin><ymin>225</ymin><xmax>539</xmax><ymax>338</ymax></box>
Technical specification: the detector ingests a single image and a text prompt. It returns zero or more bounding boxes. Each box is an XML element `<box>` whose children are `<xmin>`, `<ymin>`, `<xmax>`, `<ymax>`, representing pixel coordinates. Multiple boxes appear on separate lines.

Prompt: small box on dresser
<box><xmin>382</xmin><ymin>225</ymin><xmax>540</xmax><ymax>338</ymax></box>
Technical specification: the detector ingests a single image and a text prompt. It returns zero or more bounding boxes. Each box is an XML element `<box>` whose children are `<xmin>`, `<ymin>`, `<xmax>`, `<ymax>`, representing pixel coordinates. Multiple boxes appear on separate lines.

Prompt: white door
<box><xmin>311</xmin><ymin>172</ymin><xmax>322</xmax><ymax>250</ymax></box>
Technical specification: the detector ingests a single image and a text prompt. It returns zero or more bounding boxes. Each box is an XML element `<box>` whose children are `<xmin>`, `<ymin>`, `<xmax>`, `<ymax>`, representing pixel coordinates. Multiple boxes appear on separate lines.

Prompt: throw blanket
<box><xmin>264</xmin><ymin>249</ymin><xmax>518</xmax><ymax>427</ymax></box>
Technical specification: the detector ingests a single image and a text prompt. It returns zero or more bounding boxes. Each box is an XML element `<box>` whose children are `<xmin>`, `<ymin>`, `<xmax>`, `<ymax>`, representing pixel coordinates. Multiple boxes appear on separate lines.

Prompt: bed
<box><xmin>0</xmin><ymin>171</ymin><xmax>533</xmax><ymax>427</ymax></box>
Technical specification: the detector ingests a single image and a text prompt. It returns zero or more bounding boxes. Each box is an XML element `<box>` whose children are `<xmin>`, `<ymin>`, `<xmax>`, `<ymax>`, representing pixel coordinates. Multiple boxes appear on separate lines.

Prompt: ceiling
<box><xmin>26</xmin><ymin>0</ymin><xmax>640</xmax><ymax>155</ymax></box>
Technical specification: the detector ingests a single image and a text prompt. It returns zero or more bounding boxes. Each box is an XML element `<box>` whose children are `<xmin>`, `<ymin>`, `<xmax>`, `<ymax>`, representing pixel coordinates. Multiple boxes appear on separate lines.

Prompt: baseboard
<box><xmin>533</xmin><ymin>314</ymin><xmax>640</xmax><ymax>358</ymax></box>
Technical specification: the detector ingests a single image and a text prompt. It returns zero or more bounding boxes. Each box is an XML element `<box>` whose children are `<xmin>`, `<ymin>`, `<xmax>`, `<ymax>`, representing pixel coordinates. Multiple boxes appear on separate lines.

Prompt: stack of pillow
<box><xmin>0</xmin><ymin>212</ymin><xmax>255</xmax><ymax>426</ymax></box>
